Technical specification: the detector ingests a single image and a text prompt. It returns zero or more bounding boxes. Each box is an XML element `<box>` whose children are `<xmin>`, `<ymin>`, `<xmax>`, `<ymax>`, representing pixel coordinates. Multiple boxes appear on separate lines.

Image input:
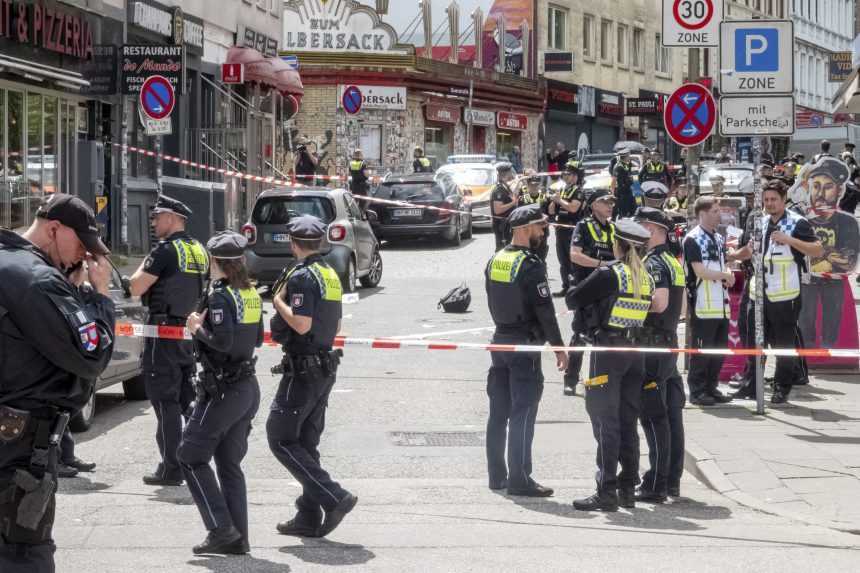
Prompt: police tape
<box><xmin>113</xmin><ymin>323</ymin><xmax>860</xmax><ymax>358</ymax></box>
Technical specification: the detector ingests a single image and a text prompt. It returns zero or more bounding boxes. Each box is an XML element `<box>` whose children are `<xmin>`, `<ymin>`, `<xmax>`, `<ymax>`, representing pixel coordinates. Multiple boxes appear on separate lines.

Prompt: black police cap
<box><xmin>508</xmin><ymin>204</ymin><xmax>547</xmax><ymax>229</ymax></box>
<box><xmin>152</xmin><ymin>195</ymin><xmax>193</xmax><ymax>218</ymax></box>
<box><xmin>287</xmin><ymin>214</ymin><xmax>327</xmax><ymax>239</ymax></box>
<box><xmin>588</xmin><ymin>189</ymin><xmax>616</xmax><ymax>206</ymax></box>
<box><xmin>206</xmin><ymin>230</ymin><xmax>247</xmax><ymax>259</ymax></box>
<box><xmin>640</xmin><ymin>181</ymin><xmax>669</xmax><ymax>200</ymax></box>
<box><xmin>496</xmin><ymin>162</ymin><xmax>514</xmax><ymax>174</ymax></box>
<box><xmin>807</xmin><ymin>157</ymin><xmax>850</xmax><ymax>186</ymax></box>
<box><xmin>615</xmin><ymin>218</ymin><xmax>651</xmax><ymax>246</ymax></box>
<box><xmin>36</xmin><ymin>193</ymin><xmax>110</xmax><ymax>255</ymax></box>
<box><xmin>635</xmin><ymin>206</ymin><xmax>672</xmax><ymax>231</ymax></box>
<box><xmin>845</xmin><ymin>142</ymin><xmax>856</xmax><ymax>150</ymax></box>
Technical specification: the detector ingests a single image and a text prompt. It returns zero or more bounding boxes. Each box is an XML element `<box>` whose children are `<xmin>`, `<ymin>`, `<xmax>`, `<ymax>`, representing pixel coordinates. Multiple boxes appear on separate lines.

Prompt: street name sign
<box><xmin>719</xmin><ymin>96</ymin><xmax>795</xmax><ymax>136</ymax></box>
<box><xmin>719</xmin><ymin>20</ymin><xmax>794</xmax><ymax>95</ymax></box>
<box><xmin>664</xmin><ymin>83</ymin><xmax>717</xmax><ymax>147</ymax></box>
<box><xmin>662</xmin><ymin>0</ymin><xmax>722</xmax><ymax>47</ymax></box>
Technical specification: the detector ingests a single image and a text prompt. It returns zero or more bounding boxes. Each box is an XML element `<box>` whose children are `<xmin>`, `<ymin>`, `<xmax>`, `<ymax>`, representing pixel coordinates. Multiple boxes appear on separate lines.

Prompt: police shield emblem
<box><xmin>537</xmin><ymin>282</ymin><xmax>550</xmax><ymax>299</ymax></box>
<box><xmin>212</xmin><ymin>308</ymin><xmax>224</xmax><ymax>325</ymax></box>
<box><xmin>291</xmin><ymin>294</ymin><xmax>304</xmax><ymax>308</ymax></box>
<box><xmin>78</xmin><ymin>322</ymin><xmax>99</xmax><ymax>352</ymax></box>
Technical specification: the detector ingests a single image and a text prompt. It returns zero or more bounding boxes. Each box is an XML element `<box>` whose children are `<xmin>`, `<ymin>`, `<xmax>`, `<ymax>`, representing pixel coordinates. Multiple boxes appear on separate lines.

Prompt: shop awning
<box><xmin>268</xmin><ymin>57</ymin><xmax>303</xmax><ymax>97</ymax></box>
<box><xmin>832</xmin><ymin>67</ymin><xmax>860</xmax><ymax>114</ymax></box>
<box><xmin>0</xmin><ymin>54</ymin><xmax>90</xmax><ymax>89</ymax></box>
<box><xmin>225</xmin><ymin>47</ymin><xmax>278</xmax><ymax>89</ymax></box>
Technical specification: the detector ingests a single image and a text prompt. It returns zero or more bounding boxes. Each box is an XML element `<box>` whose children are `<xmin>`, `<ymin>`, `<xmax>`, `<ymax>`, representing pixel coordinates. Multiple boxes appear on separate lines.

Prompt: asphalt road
<box><xmin>56</xmin><ymin>230</ymin><xmax>860</xmax><ymax>571</ymax></box>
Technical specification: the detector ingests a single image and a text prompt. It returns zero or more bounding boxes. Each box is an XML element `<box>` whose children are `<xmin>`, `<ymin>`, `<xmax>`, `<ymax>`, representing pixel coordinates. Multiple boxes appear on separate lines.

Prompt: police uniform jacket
<box><xmin>0</xmin><ymin>230</ymin><xmax>115</xmax><ymax>411</ymax></box>
<box><xmin>643</xmin><ymin>244</ymin><xmax>685</xmax><ymax>335</ymax></box>
<box><xmin>554</xmin><ymin>184</ymin><xmax>585</xmax><ymax>226</ymax></box>
<box><xmin>571</xmin><ymin>216</ymin><xmax>616</xmax><ymax>283</ymax></box>
<box><xmin>349</xmin><ymin>160</ymin><xmax>370</xmax><ymax>194</ymax></box>
<box><xmin>565</xmin><ymin>262</ymin><xmax>654</xmax><ymax>336</ymax></box>
<box><xmin>614</xmin><ymin>160</ymin><xmax>635</xmax><ymax>193</ymax></box>
<box><xmin>639</xmin><ymin>161</ymin><xmax>671</xmax><ymax>187</ymax></box>
<box><xmin>271</xmin><ymin>255</ymin><xmax>343</xmax><ymax>355</ymax></box>
<box><xmin>194</xmin><ymin>279</ymin><xmax>264</xmax><ymax>371</ymax></box>
<box><xmin>490</xmin><ymin>182</ymin><xmax>514</xmax><ymax>232</ymax></box>
<box><xmin>143</xmin><ymin>231</ymin><xmax>209</xmax><ymax>322</ymax></box>
<box><xmin>413</xmin><ymin>157</ymin><xmax>433</xmax><ymax>173</ymax></box>
<box><xmin>484</xmin><ymin>245</ymin><xmax>564</xmax><ymax>346</ymax></box>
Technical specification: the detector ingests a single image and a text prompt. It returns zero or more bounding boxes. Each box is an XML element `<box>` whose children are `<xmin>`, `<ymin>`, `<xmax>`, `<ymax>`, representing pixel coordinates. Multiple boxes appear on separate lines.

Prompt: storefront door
<box><xmin>472</xmin><ymin>126</ymin><xmax>486</xmax><ymax>154</ymax></box>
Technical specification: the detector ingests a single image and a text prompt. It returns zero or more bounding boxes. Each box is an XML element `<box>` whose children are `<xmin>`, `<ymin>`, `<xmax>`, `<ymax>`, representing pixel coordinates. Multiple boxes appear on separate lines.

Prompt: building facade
<box><xmin>537</xmin><ymin>0</ymin><xmax>687</xmax><ymax>159</ymax></box>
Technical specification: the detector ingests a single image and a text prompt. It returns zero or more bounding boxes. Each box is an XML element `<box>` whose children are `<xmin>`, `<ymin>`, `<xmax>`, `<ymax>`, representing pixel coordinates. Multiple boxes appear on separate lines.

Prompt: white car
<box><xmin>436</xmin><ymin>162</ymin><xmax>503</xmax><ymax>230</ymax></box>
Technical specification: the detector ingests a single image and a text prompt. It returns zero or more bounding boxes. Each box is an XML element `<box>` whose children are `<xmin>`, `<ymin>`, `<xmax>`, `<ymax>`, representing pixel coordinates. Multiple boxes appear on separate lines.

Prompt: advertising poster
<box><xmin>482</xmin><ymin>0</ymin><xmax>534</xmax><ymax>75</ymax></box>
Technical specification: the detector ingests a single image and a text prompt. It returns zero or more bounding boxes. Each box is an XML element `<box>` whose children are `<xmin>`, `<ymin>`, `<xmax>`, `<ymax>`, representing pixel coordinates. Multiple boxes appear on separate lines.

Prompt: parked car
<box><xmin>369</xmin><ymin>173</ymin><xmax>472</xmax><ymax>244</ymax></box>
<box><xmin>698</xmin><ymin>163</ymin><xmax>755</xmax><ymax>195</ymax></box>
<box><xmin>242</xmin><ymin>187</ymin><xmax>383</xmax><ymax>292</ymax></box>
<box><xmin>446</xmin><ymin>154</ymin><xmax>497</xmax><ymax>164</ymax></box>
<box><xmin>436</xmin><ymin>162</ymin><xmax>498</xmax><ymax>230</ymax></box>
<box><xmin>71</xmin><ymin>266</ymin><xmax>148</xmax><ymax>432</ymax></box>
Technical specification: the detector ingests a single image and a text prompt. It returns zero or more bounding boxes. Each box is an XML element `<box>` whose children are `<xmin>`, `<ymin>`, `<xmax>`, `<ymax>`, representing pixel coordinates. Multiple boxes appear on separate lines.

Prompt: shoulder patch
<box><xmin>291</xmin><ymin>293</ymin><xmax>304</xmax><ymax>308</ymax></box>
<box><xmin>211</xmin><ymin>308</ymin><xmax>224</xmax><ymax>325</ymax></box>
<box><xmin>537</xmin><ymin>281</ymin><xmax>550</xmax><ymax>299</ymax></box>
<box><xmin>78</xmin><ymin>322</ymin><xmax>99</xmax><ymax>352</ymax></box>
<box><xmin>144</xmin><ymin>257</ymin><xmax>153</xmax><ymax>270</ymax></box>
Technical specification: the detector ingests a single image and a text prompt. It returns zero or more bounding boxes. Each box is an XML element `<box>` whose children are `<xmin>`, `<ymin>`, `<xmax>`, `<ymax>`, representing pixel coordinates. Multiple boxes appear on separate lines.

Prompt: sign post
<box><xmin>662</xmin><ymin>0</ymin><xmax>722</xmax><ymax>47</ymax></box>
<box><xmin>663</xmin><ymin>83</ymin><xmax>717</xmax><ymax>147</ymax></box>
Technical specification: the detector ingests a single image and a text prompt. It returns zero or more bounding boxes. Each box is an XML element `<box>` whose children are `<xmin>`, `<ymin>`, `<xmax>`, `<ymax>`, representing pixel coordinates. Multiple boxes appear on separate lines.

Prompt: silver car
<box><xmin>242</xmin><ymin>187</ymin><xmax>383</xmax><ymax>292</ymax></box>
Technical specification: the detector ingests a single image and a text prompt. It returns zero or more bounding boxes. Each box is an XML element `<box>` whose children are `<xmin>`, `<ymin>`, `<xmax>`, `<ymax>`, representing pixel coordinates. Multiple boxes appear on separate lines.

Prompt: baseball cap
<box><xmin>36</xmin><ymin>194</ymin><xmax>110</xmax><ymax>255</ymax></box>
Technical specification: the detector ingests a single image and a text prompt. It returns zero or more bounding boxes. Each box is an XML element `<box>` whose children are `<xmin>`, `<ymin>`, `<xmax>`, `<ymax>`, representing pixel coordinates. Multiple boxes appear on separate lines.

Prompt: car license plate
<box><xmin>271</xmin><ymin>233</ymin><xmax>291</xmax><ymax>243</ymax></box>
<box><xmin>393</xmin><ymin>208</ymin><xmax>422</xmax><ymax>217</ymax></box>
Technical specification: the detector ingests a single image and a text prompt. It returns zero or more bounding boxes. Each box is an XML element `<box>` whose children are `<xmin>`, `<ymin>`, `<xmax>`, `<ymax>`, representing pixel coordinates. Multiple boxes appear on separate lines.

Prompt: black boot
<box><xmin>617</xmin><ymin>487</ymin><xmax>636</xmax><ymax>509</ymax></box>
<box><xmin>573</xmin><ymin>491</ymin><xmax>619</xmax><ymax>512</ymax></box>
<box><xmin>319</xmin><ymin>493</ymin><xmax>359</xmax><ymax>537</ymax></box>
<box><xmin>277</xmin><ymin>504</ymin><xmax>323</xmax><ymax>537</ymax></box>
<box><xmin>635</xmin><ymin>487</ymin><xmax>667</xmax><ymax>503</ymax></box>
<box><xmin>192</xmin><ymin>525</ymin><xmax>243</xmax><ymax>555</ymax></box>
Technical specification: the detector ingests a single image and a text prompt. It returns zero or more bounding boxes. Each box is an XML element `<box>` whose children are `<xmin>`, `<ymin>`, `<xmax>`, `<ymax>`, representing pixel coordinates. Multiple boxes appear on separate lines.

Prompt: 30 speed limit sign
<box><xmin>662</xmin><ymin>0</ymin><xmax>723</xmax><ymax>47</ymax></box>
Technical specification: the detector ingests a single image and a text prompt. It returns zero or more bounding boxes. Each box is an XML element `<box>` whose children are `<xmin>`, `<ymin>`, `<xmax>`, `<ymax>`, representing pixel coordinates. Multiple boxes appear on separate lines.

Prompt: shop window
<box><xmin>600</xmin><ymin>20</ymin><xmax>612</xmax><ymax>63</ymax></box>
<box><xmin>616</xmin><ymin>24</ymin><xmax>628</xmax><ymax>67</ymax></box>
<box><xmin>27</xmin><ymin>93</ymin><xmax>42</xmax><ymax>194</ymax></box>
<box><xmin>547</xmin><ymin>5</ymin><xmax>568</xmax><ymax>50</ymax></box>
<box><xmin>583</xmin><ymin>15</ymin><xmax>594</xmax><ymax>60</ymax></box>
<box><xmin>7</xmin><ymin>91</ymin><xmax>23</xmax><ymax>183</ymax></box>
<box><xmin>424</xmin><ymin>126</ymin><xmax>451</xmax><ymax>166</ymax></box>
<box><xmin>359</xmin><ymin>124</ymin><xmax>382</xmax><ymax>164</ymax></box>
<box><xmin>43</xmin><ymin>96</ymin><xmax>57</xmax><ymax>195</ymax></box>
<box><xmin>655</xmin><ymin>34</ymin><xmax>671</xmax><ymax>74</ymax></box>
<box><xmin>496</xmin><ymin>132</ymin><xmax>519</xmax><ymax>162</ymax></box>
<box><xmin>632</xmin><ymin>28</ymin><xmax>644</xmax><ymax>70</ymax></box>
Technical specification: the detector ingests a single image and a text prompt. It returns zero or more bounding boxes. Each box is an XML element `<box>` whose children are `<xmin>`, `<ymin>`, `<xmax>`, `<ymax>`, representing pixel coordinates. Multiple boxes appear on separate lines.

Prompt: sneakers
<box><xmin>192</xmin><ymin>526</ymin><xmax>244</xmax><ymax>555</ymax></box>
<box><xmin>318</xmin><ymin>493</ymin><xmax>358</xmax><ymax>537</ymax></box>
<box><xmin>563</xmin><ymin>383</ymin><xmax>577</xmax><ymax>397</ymax></box>
<box><xmin>573</xmin><ymin>491</ymin><xmax>619</xmax><ymax>512</ymax></box>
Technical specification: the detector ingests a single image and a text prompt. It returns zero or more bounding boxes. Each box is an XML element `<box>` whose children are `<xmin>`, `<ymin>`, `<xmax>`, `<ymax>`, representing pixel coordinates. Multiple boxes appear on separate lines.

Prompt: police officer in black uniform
<box><xmin>639</xmin><ymin>149</ymin><xmax>672</xmax><ymax>189</ymax></box>
<box><xmin>491</xmin><ymin>163</ymin><xmax>517</xmax><ymax>250</ymax></box>
<box><xmin>348</xmin><ymin>149</ymin><xmax>371</xmax><ymax>207</ymax></box>
<box><xmin>549</xmin><ymin>160</ymin><xmax>585</xmax><ymax>296</ymax></box>
<box><xmin>485</xmin><ymin>204</ymin><xmax>568</xmax><ymax>496</ymax></box>
<box><xmin>614</xmin><ymin>149</ymin><xmax>637</xmax><ymax>218</ymax></box>
<box><xmin>634</xmin><ymin>208</ymin><xmax>687</xmax><ymax>502</ymax></box>
<box><xmin>517</xmin><ymin>173</ymin><xmax>551</xmax><ymax>261</ymax></box>
<box><xmin>566</xmin><ymin>219</ymin><xmax>654</xmax><ymax>512</ymax></box>
<box><xmin>128</xmin><ymin>196</ymin><xmax>209</xmax><ymax>486</ymax></box>
<box><xmin>563</xmin><ymin>190</ymin><xmax>617</xmax><ymax>396</ymax></box>
<box><xmin>413</xmin><ymin>146</ymin><xmax>433</xmax><ymax>173</ymax></box>
<box><xmin>0</xmin><ymin>194</ymin><xmax>115</xmax><ymax>572</ymax></box>
<box><xmin>268</xmin><ymin>215</ymin><xmax>357</xmax><ymax>538</ymax></box>
<box><xmin>177</xmin><ymin>231</ymin><xmax>263</xmax><ymax>555</ymax></box>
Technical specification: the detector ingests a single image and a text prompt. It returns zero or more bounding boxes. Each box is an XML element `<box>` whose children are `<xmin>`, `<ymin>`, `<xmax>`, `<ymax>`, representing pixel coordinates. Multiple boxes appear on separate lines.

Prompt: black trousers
<box><xmin>688</xmin><ymin>317</ymin><xmax>728</xmax><ymax>398</ymax></box>
<box><xmin>585</xmin><ymin>348</ymin><xmax>643</xmax><ymax>493</ymax></box>
<box><xmin>765</xmin><ymin>297</ymin><xmax>808</xmax><ymax>389</ymax></box>
<box><xmin>563</xmin><ymin>328</ymin><xmax>585</xmax><ymax>388</ymax></box>
<box><xmin>616</xmin><ymin>191</ymin><xmax>637</xmax><ymax>218</ymax></box>
<box><xmin>486</xmin><ymin>349</ymin><xmax>544</xmax><ymax>490</ymax></box>
<box><xmin>640</xmin><ymin>353</ymin><xmax>686</xmax><ymax>494</ymax></box>
<box><xmin>143</xmin><ymin>336</ymin><xmax>196</xmax><ymax>481</ymax></box>
<box><xmin>555</xmin><ymin>227</ymin><xmax>574</xmax><ymax>291</ymax></box>
<box><xmin>800</xmin><ymin>281</ymin><xmax>844</xmax><ymax>348</ymax></box>
<box><xmin>267</xmin><ymin>359</ymin><xmax>349</xmax><ymax>515</ymax></box>
<box><xmin>738</xmin><ymin>286</ymin><xmax>758</xmax><ymax>384</ymax></box>
<box><xmin>0</xmin><ymin>432</ymin><xmax>57</xmax><ymax>573</ymax></box>
<box><xmin>178</xmin><ymin>377</ymin><xmax>260</xmax><ymax>541</ymax></box>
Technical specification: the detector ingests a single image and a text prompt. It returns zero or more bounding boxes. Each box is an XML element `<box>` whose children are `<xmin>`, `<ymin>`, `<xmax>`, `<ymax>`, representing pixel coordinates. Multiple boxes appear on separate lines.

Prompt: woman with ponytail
<box><xmin>565</xmin><ymin>219</ymin><xmax>655</xmax><ymax>513</ymax></box>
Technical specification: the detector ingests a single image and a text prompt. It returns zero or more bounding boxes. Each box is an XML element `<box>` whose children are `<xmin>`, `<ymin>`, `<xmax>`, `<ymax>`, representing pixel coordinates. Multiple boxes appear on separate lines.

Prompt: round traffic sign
<box><xmin>140</xmin><ymin>75</ymin><xmax>175</xmax><ymax>121</ymax></box>
<box><xmin>342</xmin><ymin>85</ymin><xmax>363</xmax><ymax>115</ymax></box>
<box><xmin>663</xmin><ymin>83</ymin><xmax>716</xmax><ymax>147</ymax></box>
<box><xmin>673</xmin><ymin>0</ymin><xmax>714</xmax><ymax>31</ymax></box>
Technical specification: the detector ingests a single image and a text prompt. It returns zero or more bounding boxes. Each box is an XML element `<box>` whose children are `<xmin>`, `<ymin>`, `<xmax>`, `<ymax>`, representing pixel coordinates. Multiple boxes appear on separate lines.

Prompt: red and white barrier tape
<box><xmin>114</xmin><ymin>323</ymin><xmax>860</xmax><ymax>358</ymax></box>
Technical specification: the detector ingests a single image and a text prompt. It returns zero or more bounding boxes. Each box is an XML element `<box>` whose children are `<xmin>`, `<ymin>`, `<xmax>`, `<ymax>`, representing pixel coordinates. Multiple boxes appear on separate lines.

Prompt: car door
<box><xmin>344</xmin><ymin>192</ymin><xmax>376</xmax><ymax>271</ymax></box>
<box><xmin>105</xmin><ymin>267</ymin><xmax>145</xmax><ymax>382</ymax></box>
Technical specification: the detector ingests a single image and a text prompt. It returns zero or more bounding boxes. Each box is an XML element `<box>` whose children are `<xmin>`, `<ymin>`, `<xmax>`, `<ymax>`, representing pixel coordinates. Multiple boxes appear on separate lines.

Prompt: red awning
<box><xmin>225</xmin><ymin>46</ymin><xmax>277</xmax><ymax>88</ymax></box>
<box><xmin>269</xmin><ymin>57</ymin><xmax>304</xmax><ymax>97</ymax></box>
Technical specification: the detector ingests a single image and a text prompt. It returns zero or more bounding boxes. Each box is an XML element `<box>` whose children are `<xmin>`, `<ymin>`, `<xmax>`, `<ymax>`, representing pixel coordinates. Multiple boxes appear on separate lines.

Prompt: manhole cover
<box><xmin>389</xmin><ymin>431</ymin><xmax>484</xmax><ymax>447</ymax></box>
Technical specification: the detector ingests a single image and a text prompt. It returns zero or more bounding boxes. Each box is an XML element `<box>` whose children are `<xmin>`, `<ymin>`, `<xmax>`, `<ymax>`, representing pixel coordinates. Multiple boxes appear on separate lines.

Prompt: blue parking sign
<box><xmin>735</xmin><ymin>28</ymin><xmax>779</xmax><ymax>72</ymax></box>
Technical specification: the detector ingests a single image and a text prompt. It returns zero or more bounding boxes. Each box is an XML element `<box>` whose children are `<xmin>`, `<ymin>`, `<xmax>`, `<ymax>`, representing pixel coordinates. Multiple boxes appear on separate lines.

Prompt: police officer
<box><xmin>614</xmin><ymin>149</ymin><xmax>637</xmax><ymax>218</ymax></box>
<box><xmin>413</xmin><ymin>146</ymin><xmax>433</xmax><ymax>173</ymax></box>
<box><xmin>517</xmin><ymin>172</ymin><xmax>551</xmax><ymax>261</ymax></box>
<box><xmin>177</xmin><ymin>231</ymin><xmax>263</xmax><ymax>555</ymax></box>
<box><xmin>0</xmin><ymin>194</ymin><xmax>115</xmax><ymax>571</ymax></box>
<box><xmin>491</xmin><ymin>163</ymin><xmax>517</xmax><ymax>250</ymax></box>
<box><xmin>729</xmin><ymin>180</ymin><xmax>823</xmax><ymax>403</ymax></box>
<box><xmin>639</xmin><ymin>149</ymin><xmax>672</xmax><ymax>189</ymax></box>
<box><xmin>566</xmin><ymin>219</ymin><xmax>654</xmax><ymax>511</ymax></box>
<box><xmin>841</xmin><ymin>142</ymin><xmax>857</xmax><ymax>168</ymax></box>
<box><xmin>564</xmin><ymin>190</ymin><xmax>617</xmax><ymax>396</ymax></box>
<box><xmin>634</xmin><ymin>208</ymin><xmax>687</xmax><ymax>502</ymax></box>
<box><xmin>128</xmin><ymin>196</ymin><xmax>209</xmax><ymax>486</ymax></box>
<box><xmin>548</xmin><ymin>160</ymin><xmax>585</xmax><ymax>296</ymax></box>
<box><xmin>268</xmin><ymin>215</ymin><xmax>356</xmax><ymax>538</ymax></box>
<box><xmin>348</xmin><ymin>149</ymin><xmax>371</xmax><ymax>204</ymax></box>
<box><xmin>485</xmin><ymin>204</ymin><xmax>568</xmax><ymax>496</ymax></box>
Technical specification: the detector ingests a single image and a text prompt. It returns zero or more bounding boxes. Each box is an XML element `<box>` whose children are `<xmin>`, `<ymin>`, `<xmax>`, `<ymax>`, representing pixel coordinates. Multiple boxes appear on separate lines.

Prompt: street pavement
<box><xmin>57</xmin><ymin>230</ymin><xmax>860</xmax><ymax>571</ymax></box>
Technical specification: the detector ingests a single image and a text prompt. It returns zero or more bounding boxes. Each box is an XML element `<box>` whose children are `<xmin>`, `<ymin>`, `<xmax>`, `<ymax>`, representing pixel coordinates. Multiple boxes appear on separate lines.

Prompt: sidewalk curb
<box><xmin>684</xmin><ymin>437</ymin><xmax>860</xmax><ymax>536</ymax></box>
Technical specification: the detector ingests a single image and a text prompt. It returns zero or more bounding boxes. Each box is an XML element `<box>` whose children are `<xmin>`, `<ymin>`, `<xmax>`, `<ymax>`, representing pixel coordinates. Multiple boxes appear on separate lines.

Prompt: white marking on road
<box><xmin>391</xmin><ymin>325</ymin><xmax>495</xmax><ymax>340</ymax></box>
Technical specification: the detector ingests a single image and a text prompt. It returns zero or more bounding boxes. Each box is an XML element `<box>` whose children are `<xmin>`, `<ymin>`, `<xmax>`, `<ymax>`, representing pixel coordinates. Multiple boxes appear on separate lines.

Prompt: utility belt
<box><xmin>493</xmin><ymin>322</ymin><xmax>544</xmax><ymax>344</ymax></box>
<box><xmin>639</xmin><ymin>328</ymin><xmax>677</xmax><ymax>347</ymax></box>
<box><xmin>196</xmin><ymin>358</ymin><xmax>257</xmax><ymax>401</ymax></box>
<box><xmin>146</xmin><ymin>313</ymin><xmax>187</xmax><ymax>326</ymax></box>
<box><xmin>0</xmin><ymin>405</ymin><xmax>69</xmax><ymax>538</ymax></box>
<box><xmin>272</xmin><ymin>349</ymin><xmax>343</xmax><ymax>378</ymax></box>
<box><xmin>585</xmin><ymin>328</ymin><xmax>642</xmax><ymax>347</ymax></box>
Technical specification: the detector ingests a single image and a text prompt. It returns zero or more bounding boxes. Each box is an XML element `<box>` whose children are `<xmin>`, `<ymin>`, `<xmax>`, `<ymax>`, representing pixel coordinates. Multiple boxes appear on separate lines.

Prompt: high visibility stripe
<box><xmin>490</xmin><ymin>250</ymin><xmax>527</xmax><ymax>283</ymax></box>
<box><xmin>309</xmin><ymin>263</ymin><xmax>343</xmax><ymax>302</ymax></box>
<box><xmin>172</xmin><ymin>239</ymin><xmax>209</xmax><ymax>274</ymax></box>
<box><xmin>226</xmin><ymin>286</ymin><xmax>262</xmax><ymax>324</ymax></box>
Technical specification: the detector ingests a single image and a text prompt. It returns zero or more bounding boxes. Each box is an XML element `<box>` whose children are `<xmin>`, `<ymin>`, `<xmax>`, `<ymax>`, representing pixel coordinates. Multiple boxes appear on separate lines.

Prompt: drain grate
<box><xmin>389</xmin><ymin>431</ymin><xmax>485</xmax><ymax>447</ymax></box>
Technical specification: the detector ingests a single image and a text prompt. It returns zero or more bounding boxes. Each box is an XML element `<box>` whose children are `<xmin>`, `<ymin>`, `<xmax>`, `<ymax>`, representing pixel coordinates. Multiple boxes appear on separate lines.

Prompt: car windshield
<box><xmin>440</xmin><ymin>168</ymin><xmax>494</xmax><ymax>186</ymax></box>
<box><xmin>252</xmin><ymin>196</ymin><xmax>335</xmax><ymax>225</ymax></box>
<box><xmin>375</xmin><ymin>182</ymin><xmax>446</xmax><ymax>201</ymax></box>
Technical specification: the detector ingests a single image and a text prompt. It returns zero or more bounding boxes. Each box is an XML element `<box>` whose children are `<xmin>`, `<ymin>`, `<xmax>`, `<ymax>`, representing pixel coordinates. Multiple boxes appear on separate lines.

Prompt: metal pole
<box><xmin>155</xmin><ymin>135</ymin><xmax>162</xmax><ymax>195</ymax></box>
<box><xmin>466</xmin><ymin>79</ymin><xmax>474</xmax><ymax>154</ymax></box>
<box><xmin>752</xmin><ymin>136</ymin><xmax>766</xmax><ymax>415</ymax></box>
<box><xmin>120</xmin><ymin>96</ymin><xmax>129</xmax><ymax>252</ymax></box>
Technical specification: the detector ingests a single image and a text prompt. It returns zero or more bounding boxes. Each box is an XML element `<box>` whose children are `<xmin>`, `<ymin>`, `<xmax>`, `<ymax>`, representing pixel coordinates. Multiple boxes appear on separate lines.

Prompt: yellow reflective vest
<box><xmin>607</xmin><ymin>263</ymin><xmax>653</xmax><ymax>330</ymax></box>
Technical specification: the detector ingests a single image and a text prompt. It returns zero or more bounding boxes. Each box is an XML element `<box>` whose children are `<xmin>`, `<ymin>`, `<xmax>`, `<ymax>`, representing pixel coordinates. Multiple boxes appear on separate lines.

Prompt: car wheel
<box><xmin>343</xmin><ymin>258</ymin><xmax>357</xmax><ymax>293</ymax></box>
<box><xmin>360</xmin><ymin>249</ymin><xmax>383</xmax><ymax>288</ymax></box>
<box><xmin>122</xmin><ymin>375</ymin><xmax>148</xmax><ymax>401</ymax></box>
<box><xmin>448</xmin><ymin>217</ymin><xmax>462</xmax><ymax>246</ymax></box>
<box><xmin>463</xmin><ymin>211</ymin><xmax>473</xmax><ymax>239</ymax></box>
<box><xmin>69</xmin><ymin>388</ymin><xmax>96</xmax><ymax>433</ymax></box>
